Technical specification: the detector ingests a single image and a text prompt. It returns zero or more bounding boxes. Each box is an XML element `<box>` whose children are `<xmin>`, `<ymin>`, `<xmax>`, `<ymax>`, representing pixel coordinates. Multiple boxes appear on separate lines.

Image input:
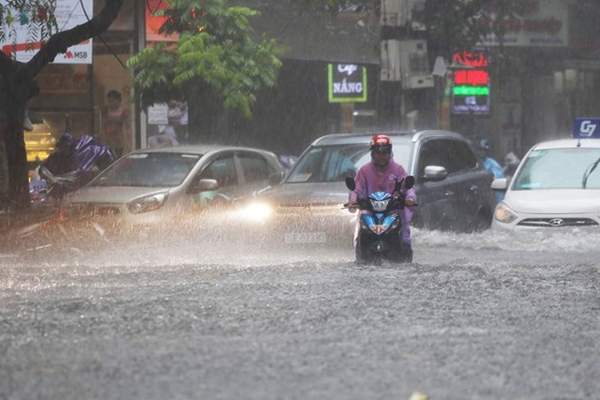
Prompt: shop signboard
<box><xmin>0</xmin><ymin>0</ymin><xmax>94</xmax><ymax>64</ymax></box>
<box><xmin>573</xmin><ymin>118</ymin><xmax>600</xmax><ymax>139</ymax></box>
<box><xmin>328</xmin><ymin>63</ymin><xmax>367</xmax><ymax>103</ymax></box>
<box><xmin>451</xmin><ymin>51</ymin><xmax>490</xmax><ymax>115</ymax></box>
<box><xmin>145</xmin><ymin>0</ymin><xmax>179</xmax><ymax>43</ymax></box>
<box><xmin>478</xmin><ymin>0</ymin><xmax>568</xmax><ymax>47</ymax></box>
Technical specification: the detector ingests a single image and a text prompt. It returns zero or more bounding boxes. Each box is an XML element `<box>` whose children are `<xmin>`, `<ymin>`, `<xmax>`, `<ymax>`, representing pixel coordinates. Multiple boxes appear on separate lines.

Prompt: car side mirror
<box><xmin>345</xmin><ymin>177</ymin><xmax>356</xmax><ymax>191</ymax></box>
<box><xmin>422</xmin><ymin>165</ymin><xmax>448</xmax><ymax>182</ymax></box>
<box><xmin>268</xmin><ymin>171</ymin><xmax>284</xmax><ymax>186</ymax></box>
<box><xmin>393</xmin><ymin>175</ymin><xmax>414</xmax><ymax>193</ymax></box>
<box><xmin>188</xmin><ymin>178</ymin><xmax>219</xmax><ymax>194</ymax></box>
<box><xmin>491</xmin><ymin>178</ymin><xmax>508</xmax><ymax>191</ymax></box>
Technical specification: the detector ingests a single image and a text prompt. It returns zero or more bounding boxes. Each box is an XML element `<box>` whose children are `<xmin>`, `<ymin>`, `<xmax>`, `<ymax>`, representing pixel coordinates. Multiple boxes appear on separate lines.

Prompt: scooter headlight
<box><xmin>370</xmin><ymin>199</ymin><xmax>390</xmax><ymax>212</ymax></box>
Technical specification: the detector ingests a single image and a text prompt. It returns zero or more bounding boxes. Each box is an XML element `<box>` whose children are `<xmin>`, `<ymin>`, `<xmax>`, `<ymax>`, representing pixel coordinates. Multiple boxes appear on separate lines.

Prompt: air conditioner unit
<box><xmin>380</xmin><ymin>0</ymin><xmax>401</xmax><ymax>26</ymax></box>
<box><xmin>380</xmin><ymin>40</ymin><xmax>402</xmax><ymax>81</ymax></box>
<box><xmin>398</xmin><ymin>40</ymin><xmax>434</xmax><ymax>89</ymax></box>
<box><xmin>380</xmin><ymin>0</ymin><xmax>426</xmax><ymax>29</ymax></box>
<box><xmin>381</xmin><ymin>40</ymin><xmax>433</xmax><ymax>88</ymax></box>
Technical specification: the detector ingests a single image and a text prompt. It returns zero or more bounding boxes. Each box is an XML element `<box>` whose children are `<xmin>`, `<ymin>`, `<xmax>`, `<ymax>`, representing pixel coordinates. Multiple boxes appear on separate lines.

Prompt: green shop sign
<box><xmin>328</xmin><ymin>64</ymin><xmax>367</xmax><ymax>103</ymax></box>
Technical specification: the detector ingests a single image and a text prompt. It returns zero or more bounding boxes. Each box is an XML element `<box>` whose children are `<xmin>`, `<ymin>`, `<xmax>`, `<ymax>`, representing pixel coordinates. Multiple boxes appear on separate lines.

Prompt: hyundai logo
<box><xmin>548</xmin><ymin>218</ymin><xmax>565</xmax><ymax>227</ymax></box>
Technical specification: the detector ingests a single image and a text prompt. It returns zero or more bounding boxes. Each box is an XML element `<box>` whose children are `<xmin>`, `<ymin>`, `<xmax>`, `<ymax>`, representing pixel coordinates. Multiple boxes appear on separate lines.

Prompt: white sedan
<box><xmin>491</xmin><ymin>137</ymin><xmax>600</xmax><ymax>230</ymax></box>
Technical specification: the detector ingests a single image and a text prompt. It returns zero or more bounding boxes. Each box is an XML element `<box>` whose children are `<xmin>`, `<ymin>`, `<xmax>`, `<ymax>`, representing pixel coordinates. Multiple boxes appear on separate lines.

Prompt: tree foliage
<box><xmin>127</xmin><ymin>0</ymin><xmax>283</xmax><ymax>119</ymax></box>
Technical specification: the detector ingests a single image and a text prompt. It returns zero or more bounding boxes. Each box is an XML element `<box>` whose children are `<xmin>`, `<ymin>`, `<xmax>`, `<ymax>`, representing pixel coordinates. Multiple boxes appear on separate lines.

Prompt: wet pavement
<box><xmin>1</xmin><ymin>225</ymin><xmax>599</xmax><ymax>400</ymax></box>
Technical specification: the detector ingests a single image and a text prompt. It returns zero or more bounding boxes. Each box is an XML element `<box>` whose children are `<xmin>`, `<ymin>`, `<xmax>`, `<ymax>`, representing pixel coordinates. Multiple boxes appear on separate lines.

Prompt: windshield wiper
<box><xmin>582</xmin><ymin>156</ymin><xmax>600</xmax><ymax>189</ymax></box>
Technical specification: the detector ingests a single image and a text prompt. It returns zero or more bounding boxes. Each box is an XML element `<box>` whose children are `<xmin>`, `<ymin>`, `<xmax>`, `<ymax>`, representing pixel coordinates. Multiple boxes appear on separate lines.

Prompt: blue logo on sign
<box><xmin>574</xmin><ymin>118</ymin><xmax>600</xmax><ymax>138</ymax></box>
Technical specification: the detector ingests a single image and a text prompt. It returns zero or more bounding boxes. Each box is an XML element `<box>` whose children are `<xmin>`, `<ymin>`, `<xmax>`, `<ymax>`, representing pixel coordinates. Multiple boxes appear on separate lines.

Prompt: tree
<box><xmin>0</xmin><ymin>0</ymin><xmax>125</xmax><ymax>210</ymax></box>
<box><xmin>126</xmin><ymin>0</ymin><xmax>282</xmax><ymax>143</ymax></box>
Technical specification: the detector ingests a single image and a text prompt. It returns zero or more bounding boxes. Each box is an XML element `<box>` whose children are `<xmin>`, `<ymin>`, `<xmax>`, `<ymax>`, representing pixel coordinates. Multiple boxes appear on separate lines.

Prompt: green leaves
<box><xmin>128</xmin><ymin>0</ymin><xmax>282</xmax><ymax>119</ymax></box>
<box><xmin>126</xmin><ymin>43</ymin><xmax>180</xmax><ymax>108</ymax></box>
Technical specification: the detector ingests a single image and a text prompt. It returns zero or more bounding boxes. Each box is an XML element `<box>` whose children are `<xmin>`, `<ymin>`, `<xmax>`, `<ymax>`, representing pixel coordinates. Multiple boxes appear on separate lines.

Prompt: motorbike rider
<box><xmin>39</xmin><ymin>132</ymin><xmax>116</xmax><ymax>200</ymax></box>
<box><xmin>348</xmin><ymin>134</ymin><xmax>417</xmax><ymax>262</ymax></box>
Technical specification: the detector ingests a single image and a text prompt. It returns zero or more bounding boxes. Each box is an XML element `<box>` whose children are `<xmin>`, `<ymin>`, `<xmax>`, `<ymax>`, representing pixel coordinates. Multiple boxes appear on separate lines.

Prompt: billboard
<box><xmin>0</xmin><ymin>0</ymin><xmax>94</xmax><ymax>64</ymax></box>
<box><xmin>478</xmin><ymin>0</ymin><xmax>568</xmax><ymax>47</ymax></box>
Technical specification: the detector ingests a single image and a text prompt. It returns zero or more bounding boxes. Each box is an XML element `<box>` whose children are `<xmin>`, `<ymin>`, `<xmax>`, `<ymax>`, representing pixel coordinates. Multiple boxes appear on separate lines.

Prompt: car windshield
<box><xmin>89</xmin><ymin>152</ymin><xmax>201</xmax><ymax>187</ymax></box>
<box><xmin>513</xmin><ymin>147</ymin><xmax>600</xmax><ymax>190</ymax></box>
<box><xmin>286</xmin><ymin>142</ymin><xmax>411</xmax><ymax>183</ymax></box>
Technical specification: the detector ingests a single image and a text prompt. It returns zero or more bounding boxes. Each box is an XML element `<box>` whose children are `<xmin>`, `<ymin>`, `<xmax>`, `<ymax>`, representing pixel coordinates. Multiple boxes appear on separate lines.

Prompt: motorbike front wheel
<box><xmin>355</xmin><ymin>228</ymin><xmax>406</xmax><ymax>265</ymax></box>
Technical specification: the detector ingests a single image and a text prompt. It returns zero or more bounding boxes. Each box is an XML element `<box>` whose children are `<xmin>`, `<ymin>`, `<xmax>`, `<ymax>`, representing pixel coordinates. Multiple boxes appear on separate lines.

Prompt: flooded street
<box><xmin>1</xmin><ymin>226</ymin><xmax>599</xmax><ymax>400</ymax></box>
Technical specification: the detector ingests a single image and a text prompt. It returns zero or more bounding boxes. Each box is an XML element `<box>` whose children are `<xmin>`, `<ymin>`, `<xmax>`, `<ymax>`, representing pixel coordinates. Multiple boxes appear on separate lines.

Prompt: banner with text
<box><xmin>0</xmin><ymin>0</ymin><xmax>94</xmax><ymax>64</ymax></box>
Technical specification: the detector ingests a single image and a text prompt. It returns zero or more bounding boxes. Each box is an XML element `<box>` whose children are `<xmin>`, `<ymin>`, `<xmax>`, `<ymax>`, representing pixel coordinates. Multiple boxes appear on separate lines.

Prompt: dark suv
<box><xmin>250</xmin><ymin>130</ymin><xmax>495</xmax><ymax>245</ymax></box>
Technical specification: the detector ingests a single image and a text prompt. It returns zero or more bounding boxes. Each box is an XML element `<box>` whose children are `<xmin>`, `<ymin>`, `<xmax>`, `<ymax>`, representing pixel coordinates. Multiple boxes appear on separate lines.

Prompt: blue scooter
<box><xmin>345</xmin><ymin>176</ymin><xmax>415</xmax><ymax>265</ymax></box>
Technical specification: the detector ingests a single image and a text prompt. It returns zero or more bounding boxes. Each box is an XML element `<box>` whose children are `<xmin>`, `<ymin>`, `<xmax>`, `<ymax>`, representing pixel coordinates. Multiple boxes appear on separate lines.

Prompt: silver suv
<box><xmin>251</xmin><ymin>131</ymin><xmax>495</xmax><ymax>245</ymax></box>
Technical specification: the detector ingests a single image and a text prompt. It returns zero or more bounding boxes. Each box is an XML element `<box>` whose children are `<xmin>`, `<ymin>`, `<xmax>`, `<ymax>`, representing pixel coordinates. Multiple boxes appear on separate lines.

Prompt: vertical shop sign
<box><xmin>328</xmin><ymin>64</ymin><xmax>367</xmax><ymax>103</ymax></box>
<box><xmin>0</xmin><ymin>0</ymin><xmax>94</xmax><ymax>64</ymax></box>
<box><xmin>451</xmin><ymin>51</ymin><xmax>490</xmax><ymax>115</ymax></box>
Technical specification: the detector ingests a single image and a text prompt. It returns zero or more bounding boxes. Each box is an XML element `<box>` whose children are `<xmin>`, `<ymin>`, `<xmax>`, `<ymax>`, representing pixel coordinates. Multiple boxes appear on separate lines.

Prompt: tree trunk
<box><xmin>0</xmin><ymin>0</ymin><xmax>124</xmax><ymax>210</ymax></box>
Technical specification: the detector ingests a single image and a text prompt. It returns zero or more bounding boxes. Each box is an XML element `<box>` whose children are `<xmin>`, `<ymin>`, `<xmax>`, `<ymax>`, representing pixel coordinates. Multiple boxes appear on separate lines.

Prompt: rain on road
<box><xmin>1</xmin><ymin>224</ymin><xmax>599</xmax><ymax>400</ymax></box>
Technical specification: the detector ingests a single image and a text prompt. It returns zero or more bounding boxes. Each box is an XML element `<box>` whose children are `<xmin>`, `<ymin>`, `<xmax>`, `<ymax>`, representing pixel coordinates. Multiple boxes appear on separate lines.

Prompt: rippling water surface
<box><xmin>1</xmin><ymin>222</ymin><xmax>599</xmax><ymax>400</ymax></box>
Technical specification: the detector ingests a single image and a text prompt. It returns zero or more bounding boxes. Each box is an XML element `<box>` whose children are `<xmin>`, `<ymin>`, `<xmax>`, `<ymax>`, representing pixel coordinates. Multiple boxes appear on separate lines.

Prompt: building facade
<box><xmin>20</xmin><ymin>0</ymin><xmax>600</xmax><ymax>166</ymax></box>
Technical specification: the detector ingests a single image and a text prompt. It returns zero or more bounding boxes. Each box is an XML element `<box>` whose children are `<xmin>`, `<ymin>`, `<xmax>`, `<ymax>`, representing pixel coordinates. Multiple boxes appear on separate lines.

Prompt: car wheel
<box><xmin>471</xmin><ymin>210</ymin><xmax>492</xmax><ymax>232</ymax></box>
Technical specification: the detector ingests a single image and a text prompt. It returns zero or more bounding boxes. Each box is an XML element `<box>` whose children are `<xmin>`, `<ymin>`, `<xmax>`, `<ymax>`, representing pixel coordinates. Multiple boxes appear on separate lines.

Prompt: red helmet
<box><xmin>370</xmin><ymin>134</ymin><xmax>392</xmax><ymax>153</ymax></box>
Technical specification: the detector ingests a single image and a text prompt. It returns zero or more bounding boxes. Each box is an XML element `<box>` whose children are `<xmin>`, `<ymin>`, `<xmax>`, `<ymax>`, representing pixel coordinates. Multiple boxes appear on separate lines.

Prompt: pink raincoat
<box><xmin>349</xmin><ymin>157</ymin><xmax>416</xmax><ymax>244</ymax></box>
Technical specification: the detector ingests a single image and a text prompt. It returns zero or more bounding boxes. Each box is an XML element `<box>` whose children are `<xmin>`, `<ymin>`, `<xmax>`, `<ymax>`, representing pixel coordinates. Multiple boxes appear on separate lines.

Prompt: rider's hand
<box><xmin>347</xmin><ymin>202</ymin><xmax>358</xmax><ymax>213</ymax></box>
<box><xmin>405</xmin><ymin>198</ymin><xmax>415</xmax><ymax>207</ymax></box>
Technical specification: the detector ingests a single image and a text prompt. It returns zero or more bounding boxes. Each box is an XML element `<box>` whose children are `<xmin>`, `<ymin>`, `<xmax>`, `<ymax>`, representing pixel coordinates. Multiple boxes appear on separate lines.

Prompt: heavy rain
<box><xmin>1</xmin><ymin>219</ymin><xmax>599</xmax><ymax>400</ymax></box>
<box><xmin>1</xmin><ymin>1</ymin><xmax>600</xmax><ymax>400</ymax></box>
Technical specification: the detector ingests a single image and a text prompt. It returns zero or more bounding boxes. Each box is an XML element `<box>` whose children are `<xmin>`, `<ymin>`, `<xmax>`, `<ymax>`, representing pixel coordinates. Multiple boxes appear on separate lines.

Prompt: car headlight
<box><xmin>370</xmin><ymin>198</ymin><xmax>390</xmax><ymax>212</ymax></box>
<box><xmin>493</xmin><ymin>202</ymin><xmax>518</xmax><ymax>224</ymax></box>
<box><xmin>241</xmin><ymin>201</ymin><xmax>274</xmax><ymax>223</ymax></box>
<box><xmin>127</xmin><ymin>192</ymin><xmax>169</xmax><ymax>214</ymax></box>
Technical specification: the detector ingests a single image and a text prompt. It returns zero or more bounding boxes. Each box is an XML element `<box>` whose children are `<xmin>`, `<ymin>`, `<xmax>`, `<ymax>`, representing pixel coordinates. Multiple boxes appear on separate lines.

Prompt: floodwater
<box><xmin>3</xmin><ymin>219</ymin><xmax>600</xmax><ymax>267</ymax></box>
<box><xmin>0</xmin><ymin>223</ymin><xmax>599</xmax><ymax>400</ymax></box>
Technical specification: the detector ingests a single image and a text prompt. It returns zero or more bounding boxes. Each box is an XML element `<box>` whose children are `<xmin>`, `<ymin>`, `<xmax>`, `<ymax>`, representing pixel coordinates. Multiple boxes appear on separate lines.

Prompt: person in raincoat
<box><xmin>39</xmin><ymin>132</ymin><xmax>116</xmax><ymax>200</ymax></box>
<box><xmin>474</xmin><ymin>138</ymin><xmax>505</xmax><ymax>204</ymax></box>
<box><xmin>348</xmin><ymin>134</ymin><xmax>417</xmax><ymax>262</ymax></box>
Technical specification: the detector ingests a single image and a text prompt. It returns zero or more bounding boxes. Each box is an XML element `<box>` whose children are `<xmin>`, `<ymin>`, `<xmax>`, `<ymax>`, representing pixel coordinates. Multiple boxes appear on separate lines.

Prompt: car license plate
<box><xmin>284</xmin><ymin>232</ymin><xmax>327</xmax><ymax>244</ymax></box>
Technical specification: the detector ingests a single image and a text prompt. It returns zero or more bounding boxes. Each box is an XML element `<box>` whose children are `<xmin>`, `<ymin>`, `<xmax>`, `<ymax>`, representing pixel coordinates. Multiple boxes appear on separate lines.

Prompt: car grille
<box><xmin>517</xmin><ymin>218</ymin><xmax>598</xmax><ymax>228</ymax></box>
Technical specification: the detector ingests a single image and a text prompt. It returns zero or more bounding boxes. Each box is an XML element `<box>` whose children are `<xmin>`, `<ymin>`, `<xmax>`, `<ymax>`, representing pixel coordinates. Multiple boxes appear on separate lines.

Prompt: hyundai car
<box><xmin>492</xmin><ymin>136</ymin><xmax>600</xmax><ymax>230</ymax></box>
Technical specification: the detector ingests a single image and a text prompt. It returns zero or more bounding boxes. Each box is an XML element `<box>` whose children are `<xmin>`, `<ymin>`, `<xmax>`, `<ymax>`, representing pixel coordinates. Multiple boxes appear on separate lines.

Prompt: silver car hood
<box><xmin>262</xmin><ymin>182</ymin><xmax>348</xmax><ymax>206</ymax></box>
<box><xmin>66</xmin><ymin>185</ymin><xmax>172</xmax><ymax>205</ymax></box>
